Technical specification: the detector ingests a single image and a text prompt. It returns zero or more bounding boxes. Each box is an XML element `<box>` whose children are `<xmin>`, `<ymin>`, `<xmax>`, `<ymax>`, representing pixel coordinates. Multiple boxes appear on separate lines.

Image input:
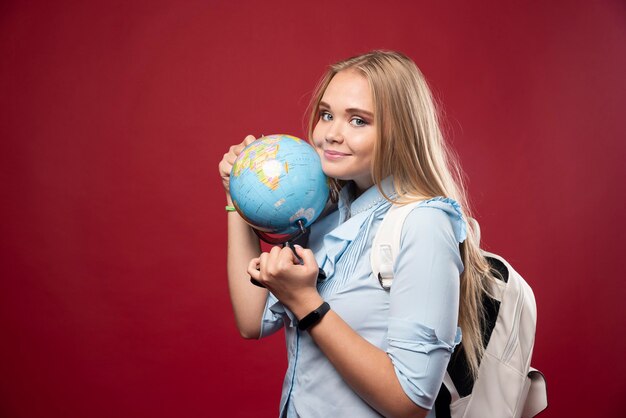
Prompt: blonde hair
<box><xmin>306</xmin><ymin>50</ymin><xmax>494</xmax><ymax>378</ymax></box>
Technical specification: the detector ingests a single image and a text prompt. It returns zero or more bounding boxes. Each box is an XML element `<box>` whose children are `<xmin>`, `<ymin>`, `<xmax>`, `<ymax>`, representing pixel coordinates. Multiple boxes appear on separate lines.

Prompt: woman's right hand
<box><xmin>218</xmin><ymin>135</ymin><xmax>257</xmax><ymax>199</ymax></box>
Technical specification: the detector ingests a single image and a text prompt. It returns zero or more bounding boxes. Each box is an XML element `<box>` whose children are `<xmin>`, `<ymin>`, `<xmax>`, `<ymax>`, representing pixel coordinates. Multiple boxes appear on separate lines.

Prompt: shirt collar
<box><xmin>338</xmin><ymin>177</ymin><xmax>395</xmax><ymax>221</ymax></box>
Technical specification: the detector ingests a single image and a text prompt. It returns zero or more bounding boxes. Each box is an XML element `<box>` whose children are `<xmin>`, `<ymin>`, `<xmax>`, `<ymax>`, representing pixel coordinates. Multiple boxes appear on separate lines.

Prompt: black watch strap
<box><xmin>297</xmin><ymin>302</ymin><xmax>330</xmax><ymax>331</ymax></box>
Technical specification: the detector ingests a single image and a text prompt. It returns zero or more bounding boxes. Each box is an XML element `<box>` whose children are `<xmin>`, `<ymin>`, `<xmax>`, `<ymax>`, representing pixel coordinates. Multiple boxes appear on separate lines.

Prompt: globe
<box><xmin>229</xmin><ymin>134</ymin><xmax>329</xmax><ymax>238</ymax></box>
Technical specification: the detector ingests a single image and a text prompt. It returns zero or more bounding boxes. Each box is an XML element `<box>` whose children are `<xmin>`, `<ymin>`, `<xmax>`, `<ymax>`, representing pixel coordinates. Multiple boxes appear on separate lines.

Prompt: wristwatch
<box><xmin>297</xmin><ymin>302</ymin><xmax>331</xmax><ymax>331</ymax></box>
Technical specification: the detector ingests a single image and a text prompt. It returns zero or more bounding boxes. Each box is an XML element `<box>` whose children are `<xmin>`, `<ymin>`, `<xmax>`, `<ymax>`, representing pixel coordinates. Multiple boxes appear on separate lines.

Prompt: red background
<box><xmin>1</xmin><ymin>1</ymin><xmax>625</xmax><ymax>417</ymax></box>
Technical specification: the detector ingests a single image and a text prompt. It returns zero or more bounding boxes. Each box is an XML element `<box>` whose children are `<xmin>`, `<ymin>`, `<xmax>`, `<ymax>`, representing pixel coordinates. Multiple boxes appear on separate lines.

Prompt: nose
<box><xmin>325</xmin><ymin>122</ymin><xmax>343</xmax><ymax>144</ymax></box>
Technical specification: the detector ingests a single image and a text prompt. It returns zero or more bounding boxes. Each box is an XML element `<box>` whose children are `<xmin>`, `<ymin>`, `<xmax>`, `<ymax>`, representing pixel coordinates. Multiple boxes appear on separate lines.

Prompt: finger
<box><xmin>269</xmin><ymin>246</ymin><xmax>282</xmax><ymax>256</ymax></box>
<box><xmin>276</xmin><ymin>246</ymin><xmax>305</xmax><ymax>277</ymax></box>
<box><xmin>257</xmin><ymin>252</ymin><xmax>269</xmax><ymax>274</ymax></box>
<box><xmin>228</xmin><ymin>142</ymin><xmax>247</xmax><ymax>163</ymax></box>
<box><xmin>268</xmin><ymin>246</ymin><xmax>283</xmax><ymax>264</ymax></box>
<box><xmin>243</xmin><ymin>134</ymin><xmax>256</xmax><ymax>146</ymax></box>
<box><xmin>219</xmin><ymin>159</ymin><xmax>233</xmax><ymax>176</ymax></box>
<box><xmin>224</xmin><ymin>150</ymin><xmax>238</xmax><ymax>165</ymax></box>
<box><xmin>285</xmin><ymin>242</ymin><xmax>304</xmax><ymax>265</ymax></box>
<box><xmin>247</xmin><ymin>258</ymin><xmax>261</xmax><ymax>279</ymax></box>
<box><xmin>249</xmin><ymin>257</ymin><xmax>261</xmax><ymax>269</ymax></box>
<box><xmin>233</xmin><ymin>135</ymin><xmax>256</xmax><ymax>156</ymax></box>
<box><xmin>282</xmin><ymin>245</ymin><xmax>302</xmax><ymax>265</ymax></box>
<box><xmin>294</xmin><ymin>245</ymin><xmax>319</xmax><ymax>273</ymax></box>
<box><xmin>265</xmin><ymin>246</ymin><xmax>284</xmax><ymax>275</ymax></box>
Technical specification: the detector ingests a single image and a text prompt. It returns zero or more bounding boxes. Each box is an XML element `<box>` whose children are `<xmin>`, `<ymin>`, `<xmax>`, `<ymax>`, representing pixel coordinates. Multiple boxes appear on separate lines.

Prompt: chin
<box><xmin>320</xmin><ymin>164</ymin><xmax>344</xmax><ymax>180</ymax></box>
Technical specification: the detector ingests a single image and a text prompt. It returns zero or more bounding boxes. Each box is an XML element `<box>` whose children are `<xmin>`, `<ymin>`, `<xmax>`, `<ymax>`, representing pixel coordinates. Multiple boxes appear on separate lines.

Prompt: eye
<box><xmin>350</xmin><ymin>117</ymin><xmax>367</xmax><ymax>127</ymax></box>
<box><xmin>320</xmin><ymin>111</ymin><xmax>332</xmax><ymax>121</ymax></box>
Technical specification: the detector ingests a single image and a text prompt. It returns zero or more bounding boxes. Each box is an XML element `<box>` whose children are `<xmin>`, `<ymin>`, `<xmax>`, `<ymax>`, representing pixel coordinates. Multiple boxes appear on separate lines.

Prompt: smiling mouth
<box><xmin>324</xmin><ymin>150</ymin><xmax>349</xmax><ymax>159</ymax></box>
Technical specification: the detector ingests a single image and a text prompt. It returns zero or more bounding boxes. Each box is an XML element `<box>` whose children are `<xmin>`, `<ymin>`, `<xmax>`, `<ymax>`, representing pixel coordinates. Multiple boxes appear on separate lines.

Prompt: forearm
<box><xmin>292</xmin><ymin>301</ymin><xmax>428</xmax><ymax>418</ymax></box>
<box><xmin>226</xmin><ymin>195</ymin><xmax>266</xmax><ymax>338</ymax></box>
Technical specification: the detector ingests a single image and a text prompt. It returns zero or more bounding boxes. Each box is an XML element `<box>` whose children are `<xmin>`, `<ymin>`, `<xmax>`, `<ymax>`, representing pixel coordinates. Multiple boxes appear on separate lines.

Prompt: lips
<box><xmin>324</xmin><ymin>150</ymin><xmax>349</xmax><ymax>160</ymax></box>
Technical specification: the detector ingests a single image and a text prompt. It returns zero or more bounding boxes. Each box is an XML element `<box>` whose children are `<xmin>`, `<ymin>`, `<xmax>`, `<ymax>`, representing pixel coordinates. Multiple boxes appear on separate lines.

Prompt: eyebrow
<box><xmin>319</xmin><ymin>101</ymin><xmax>374</xmax><ymax>118</ymax></box>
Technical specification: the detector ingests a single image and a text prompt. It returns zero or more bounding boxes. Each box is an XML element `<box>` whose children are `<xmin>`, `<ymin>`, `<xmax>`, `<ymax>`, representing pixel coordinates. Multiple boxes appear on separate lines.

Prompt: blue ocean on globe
<box><xmin>229</xmin><ymin>134</ymin><xmax>329</xmax><ymax>235</ymax></box>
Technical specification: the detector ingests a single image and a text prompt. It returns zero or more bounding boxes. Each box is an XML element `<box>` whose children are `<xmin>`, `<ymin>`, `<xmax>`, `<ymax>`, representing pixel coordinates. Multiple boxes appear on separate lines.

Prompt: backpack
<box><xmin>371</xmin><ymin>202</ymin><xmax>548</xmax><ymax>418</ymax></box>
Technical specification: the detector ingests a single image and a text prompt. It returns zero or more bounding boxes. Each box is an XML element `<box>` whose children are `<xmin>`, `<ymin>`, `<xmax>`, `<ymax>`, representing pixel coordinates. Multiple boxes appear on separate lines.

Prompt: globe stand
<box><xmin>252</xmin><ymin>218</ymin><xmax>308</xmax><ymax>246</ymax></box>
<box><xmin>250</xmin><ymin>219</ymin><xmax>327</xmax><ymax>288</ymax></box>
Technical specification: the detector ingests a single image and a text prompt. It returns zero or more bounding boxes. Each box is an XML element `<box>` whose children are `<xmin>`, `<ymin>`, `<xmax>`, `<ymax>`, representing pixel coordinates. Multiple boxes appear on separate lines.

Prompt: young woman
<box><xmin>218</xmin><ymin>51</ymin><xmax>494</xmax><ymax>418</ymax></box>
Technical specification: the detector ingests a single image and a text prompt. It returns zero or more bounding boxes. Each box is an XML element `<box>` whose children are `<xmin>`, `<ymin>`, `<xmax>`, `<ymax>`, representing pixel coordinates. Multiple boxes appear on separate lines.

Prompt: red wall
<box><xmin>1</xmin><ymin>1</ymin><xmax>624</xmax><ymax>416</ymax></box>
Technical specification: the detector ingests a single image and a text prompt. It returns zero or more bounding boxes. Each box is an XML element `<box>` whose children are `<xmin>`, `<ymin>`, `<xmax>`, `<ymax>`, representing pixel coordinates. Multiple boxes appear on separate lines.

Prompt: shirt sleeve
<box><xmin>259</xmin><ymin>292</ymin><xmax>285</xmax><ymax>338</ymax></box>
<box><xmin>386</xmin><ymin>202</ymin><xmax>465</xmax><ymax>409</ymax></box>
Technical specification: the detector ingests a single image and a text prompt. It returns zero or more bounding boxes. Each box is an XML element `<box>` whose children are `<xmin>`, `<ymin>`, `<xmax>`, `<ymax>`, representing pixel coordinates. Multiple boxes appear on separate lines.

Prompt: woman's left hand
<box><xmin>247</xmin><ymin>245</ymin><xmax>322</xmax><ymax>314</ymax></box>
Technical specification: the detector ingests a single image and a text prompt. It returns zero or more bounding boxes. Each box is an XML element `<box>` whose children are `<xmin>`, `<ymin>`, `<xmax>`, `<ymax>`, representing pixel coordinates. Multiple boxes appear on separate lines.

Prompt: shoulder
<box><xmin>401</xmin><ymin>197</ymin><xmax>467</xmax><ymax>245</ymax></box>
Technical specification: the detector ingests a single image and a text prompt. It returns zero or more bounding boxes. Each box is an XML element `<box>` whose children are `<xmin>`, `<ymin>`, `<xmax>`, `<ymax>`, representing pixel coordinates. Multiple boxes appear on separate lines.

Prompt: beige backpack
<box><xmin>371</xmin><ymin>202</ymin><xmax>548</xmax><ymax>417</ymax></box>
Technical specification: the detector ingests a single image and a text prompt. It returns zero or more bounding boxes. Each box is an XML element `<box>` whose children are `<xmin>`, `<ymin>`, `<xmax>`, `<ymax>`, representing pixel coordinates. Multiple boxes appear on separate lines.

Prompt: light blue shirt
<box><xmin>260</xmin><ymin>178</ymin><xmax>466</xmax><ymax>417</ymax></box>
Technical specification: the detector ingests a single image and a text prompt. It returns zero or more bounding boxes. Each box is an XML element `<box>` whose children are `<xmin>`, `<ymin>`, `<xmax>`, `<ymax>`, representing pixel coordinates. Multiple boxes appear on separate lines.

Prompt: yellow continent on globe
<box><xmin>232</xmin><ymin>135</ymin><xmax>302</xmax><ymax>191</ymax></box>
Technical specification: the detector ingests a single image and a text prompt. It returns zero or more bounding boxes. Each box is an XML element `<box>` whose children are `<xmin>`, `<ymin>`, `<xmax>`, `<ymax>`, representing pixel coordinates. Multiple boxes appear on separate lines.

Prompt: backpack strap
<box><xmin>371</xmin><ymin>200</ymin><xmax>474</xmax><ymax>290</ymax></box>
<box><xmin>442</xmin><ymin>371</ymin><xmax>461</xmax><ymax>404</ymax></box>
<box><xmin>523</xmin><ymin>368</ymin><xmax>548</xmax><ymax>417</ymax></box>
<box><xmin>371</xmin><ymin>202</ymin><xmax>421</xmax><ymax>290</ymax></box>
<box><xmin>371</xmin><ymin>202</ymin><xmax>477</xmax><ymax>409</ymax></box>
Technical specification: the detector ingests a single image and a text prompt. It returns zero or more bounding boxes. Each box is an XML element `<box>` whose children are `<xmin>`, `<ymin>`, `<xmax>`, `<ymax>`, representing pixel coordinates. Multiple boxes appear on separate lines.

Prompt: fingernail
<box><xmin>294</xmin><ymin>244</ymin><xmax>303</xmax><ymax>250</ymax></box>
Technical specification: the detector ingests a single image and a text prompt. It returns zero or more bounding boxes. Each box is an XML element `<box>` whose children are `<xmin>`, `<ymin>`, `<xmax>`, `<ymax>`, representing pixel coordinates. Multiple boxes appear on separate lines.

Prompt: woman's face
<box><xmin>312</xmin><ymin>70</ymin><xmax>377</xmax><ymax>193</ymax></box>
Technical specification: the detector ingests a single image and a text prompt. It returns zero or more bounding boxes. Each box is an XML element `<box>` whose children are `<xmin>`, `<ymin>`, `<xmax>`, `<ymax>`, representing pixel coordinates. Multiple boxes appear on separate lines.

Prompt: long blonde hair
<box><xmin>306</xmin><ymin>50</ymin><xmax>494</xmax><ymax>378</ymax></box>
